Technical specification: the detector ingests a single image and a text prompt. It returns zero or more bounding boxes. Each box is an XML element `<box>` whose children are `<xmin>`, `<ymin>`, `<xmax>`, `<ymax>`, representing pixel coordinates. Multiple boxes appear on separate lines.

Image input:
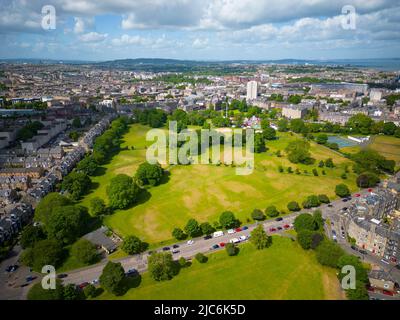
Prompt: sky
<box><xmin>0</xmin><ymin>0</ymin><xmax>399</xmax><ymax>61</ymax></box>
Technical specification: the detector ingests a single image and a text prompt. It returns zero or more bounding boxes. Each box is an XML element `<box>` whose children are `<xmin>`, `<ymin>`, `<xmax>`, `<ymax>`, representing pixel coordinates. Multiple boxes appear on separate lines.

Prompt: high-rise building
<box><xmin>246</xmin><ymin>81</ymin><xmax>258</xmax><ymax>101</ymax></box>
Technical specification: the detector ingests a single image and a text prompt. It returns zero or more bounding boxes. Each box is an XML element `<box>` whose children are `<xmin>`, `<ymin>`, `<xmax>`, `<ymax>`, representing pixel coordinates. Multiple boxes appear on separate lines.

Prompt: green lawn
<box><xmin>81</xmin><ymin>124</ymin><xmax>357</xmax><ymax>245</ymax></box>
<box><xmin>96</xmin><ymin>237</ymin><xmax>344</xmax><ymax>300</ymax></box>
<box><xmin>368</xmin><ymin>135</ymin><xmax>400</xmax><ymax>165</ymax></box>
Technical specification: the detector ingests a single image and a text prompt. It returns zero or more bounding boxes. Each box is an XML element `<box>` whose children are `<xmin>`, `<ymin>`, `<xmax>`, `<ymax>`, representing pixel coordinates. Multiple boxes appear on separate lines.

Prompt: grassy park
<box><xmin>80</xmin><ymin>124</ymin><xmax>357</xmax><ymax>245</ymax></box>
<box><xmin>96</xmin><ymin>237</ymin><xmax>345</xmax><ymax>300</ymax></box>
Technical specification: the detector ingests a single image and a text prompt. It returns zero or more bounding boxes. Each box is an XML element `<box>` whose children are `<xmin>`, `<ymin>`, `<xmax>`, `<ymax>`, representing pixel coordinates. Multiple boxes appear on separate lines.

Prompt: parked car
<box><xmin>359</xmin><ymin>249</ymin><xmax>367</xmax><ymax>255</ymax></box>
<box><xmin>5</xmin><ymin>265</ymin><xmax>18</xmax><ymax>273</ymax></box>
<box><xmin>78</xmin><ymin>282</ymin><xmax>89</xmax><ymax>289</ymax></box>
<box><xmin>26</xmin><ymin>275</ymin><xmax>36</xmax><ymax>282</ymax></box>
<box><xmin>342</xmin><ymin>199</ymin><xmax>348</xmax><ymax>202</ymax></box>
<box><xmin>162</xmin><ymin>247</ymin><xmax>170</xmax><ymax>251</ymax></box>
<box><xmin>91</xmin><ymin>279</ymin><xmax>99</xmax><ymax>285</ymax></box>
<box><xmin>172</xmin><ymin>244</ymin><xmax>180</xmax><ymax>249</ymax></box>
<box><xmin>227</xmin><ymin>229</ymin><xmax>235</xmax><ymax>234</ymax></box>
<box><xmin>239</xmin><ymin>235</ymin><xmax>247</xmax><ymax>242</ymax></box>
<box><xmin>57</xmin><ymin>273</ymin><xmax>68</xmax><ymax>279</ymax></box>
<box><xmin>235</xmin><ymin>227</ymin><xmax>242</xmax><ymax>232</ymax></box>
<box><xmin>269</xmin><ymin>228</ymin><xmax>276</xmax><ymax>232</ymax></box>
<box><xmin>283</xmin><ymin>224</ymin><xmax>290</xmax><ymax>229</ymax></box>
<box><xmin>125</xmin><ymin>269</ymin><xmax>137</xmax><ymax>276</ymax></box>
<box><xmin>332</xmin><ymin>230</ymin><xmax>336</xmax><ymax>235</ymax></box>
<box><xmin>219</xmin><ymin>242</ymin><xmax>225</xmax><ymax>247</ymax></box>
<box><xmin>203</xmin><ymin>235</ymin><xmax>212</xmax><ymax>240</ymax></box>
<box><xmin>277</xmin><ymin>226</ymin><xmax>283</xmax><ymax>230</ymax></box>
<box><xmin>351</xmin><ymin>245</ymin><xmax>358</xmax><ymax>251</ymax></box>
<box><xmin>275</xmin><ymin>217</ymin><xmax>283</xmax><ymax>221</ymax></box>
<box><xmin>327</xmin><ymin>204</ymin><xmax>333</xmax><ymax>208</ymax></box>
<box><xmin>172</xmin><ymin>249</ymin><xmax>180</xmax><ymax>254</ymax></box>
<box><xmin>242</xmin><ymin>226</ymin><xmax>248</xmax><ymax>230</ymax></box>
<box><xmin>187</xmin><ymin>240</ymin><xmax>194</xmax><ymax>245</ymax></box>
<box><xmin>213</xmin><ymin>231</ymin><xmax>224</xmax><ymax>238</ymax></box>
<box><xmin>211</xmin><ymin>244</ymin><xmax>219</xmax><ymax>250</ymax></box>
<box><xmin>355</xmin><ymin>193</ymin><xmax>361</xmax><ymax>197</ymax></box>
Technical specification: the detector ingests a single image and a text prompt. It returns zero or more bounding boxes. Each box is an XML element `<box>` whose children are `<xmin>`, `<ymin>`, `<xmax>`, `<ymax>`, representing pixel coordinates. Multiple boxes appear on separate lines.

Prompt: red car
<box><xmin>78</xmin><ymin>282</ymin><xmax>89</xmax><ymax>289</ymax></box>
<box><xmin>355</xmin><ymin>193</ymin><xmax>361</xmax><ymax>197</ymax></box>
<box><xmin>269</xmin><ymin>228</ymin><xmax>277</xmax><ymax>232</ymax></box>
<box><xmin>368</xmin><ymin>188</ymin><xmax>373</xmax><ymax>192</ymax></box>
<box><xmin>283</xmin><ymin>224</ymin><xmax>290</xmax><ymax>229</ymax></box>
<box><xmin>382</xmin><ymin>290</ymin><xmax>394</xmax><ymax>296</ymax></box>
<box><xmin>235</xmin><ymin>227</ymin><xmax>242</xmax><ymax>232</ymax></box>
<box><xmin>219</xmin><ymin>242</ymin><xmax>225</xmax><ymax>247</ymax></box>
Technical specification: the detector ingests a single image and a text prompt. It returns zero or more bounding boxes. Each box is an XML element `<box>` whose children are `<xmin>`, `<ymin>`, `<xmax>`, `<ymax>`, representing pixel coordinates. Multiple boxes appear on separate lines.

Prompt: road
<box><xmin>2</xmin><ymin>185</ymin><xmax>399</xmax><ymax>299</ymax></box>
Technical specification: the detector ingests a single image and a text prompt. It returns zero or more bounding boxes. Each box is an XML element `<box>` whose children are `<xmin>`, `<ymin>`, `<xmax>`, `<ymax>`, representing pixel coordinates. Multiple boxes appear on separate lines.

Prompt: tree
<box><xmin>200</xmin><ymin>222</ymin><xmax>215</xmax><ymax>236</ymax></box>
<box><xmin>251</xmin><ymin>209</ymin><xmax>265</xmax><ymax>221</ymax></box>
<box><xmin>345</xmin><ymin>281</ymin><xmax>369</xmax><ymax>300</ymax></box>
<box><xmin>195</xmin><ymin>252</ymin><xmax>208</xmax><ymax>263</ymax></box>
<box><xmin>121</xmin><ymin>235</ymin><xmax>147</xmax><ymax>255</ymax></box>
<box><xmin>254</xmin><ymin>133</ymin><xmax>267</xmax><ymax>153</ymax></box>
<box><xmin>263</xmin><ymin>127</ymin><xmax>276</xmax><ymax>140</ymax></box>
<box><xmin>46</xmin><ymin>205</ymin><xmax>89</xmax><ymax>245</ymax></box>
<box><xmin>382</xmin><ymin>122</ymin><xmax>397</xmax><ymax>135</ymax></box>
<box><xmin>325</xmin><ymin>158</ymin><xmax>334</xmax><ymax>168</ymax></box>
<box><xmin>225</xmin><ymin>243</ymin><xmax>239</xmax><ymax>256</ymax></box>
<box><xmin>285</xmin><ymin>140</ymin><xmax>313</xmax><ymax>164</ymax></box>
<box><xmin>277</xmin><ymin>118</ymin><xmax>289</xmax><ymax>132</ymax></box>
<box><xmin>90</xmin><ymin>197</ymin><xmax>108</xmax><ymax>216</ymax></box>
<box><xmin>21</xmin><ymin>239</ymin><xmax>64</xmax><ymax>271</ymax></box>
<box><xmin>134</xmin><ymin>162</ymin><xmax>164</xmax><ymax>186</ymax></box>
<box><xmin>312</xmin><ymin>168</ymin><xmax>318</xmax><ymax>176</ymax></box>
<box><xmin>297</xmin><ymin>230</ymin><xmax>324</xmax><ymax>250</ymax></box>
<box><xmin>83</xmin><ymin>284</ymin><xmax>97</xmax><ymax>298</ymax></box>
<box><xmin>219</xmin><ymin>211</ymin><xmax>239</xmax><ymax>229</ymax></box>
<box><xmin>294</xmin><ymin>213</ymin><xmax>317</xmax><ymax>232</ymax></box>
<box><xmin>315</xmin><ymin>240</ymin><xmax>344</xmax><ymax>268</ymax></box>
<box><xmin>172</xmin><ymin>227</ymin><xmax>187</xmax><ymax>240</ymax></box>
<box><xmin>335</xmin><ymin>184</ymin><xmax>350</xmax><ymax>198</ymax></box>
<box><xmin>265</xmin><ymin>206</ymin><xmax>279</xmax><ymax>217</ymax></box>
<box><xmin>318</xmin><ymin>160</ymin><xmax>324</xmax><ymax>168</ymax></box>
<box><xmin>61</xmin><ymin>171</ymin><xmax>91</xmax><ymax>200</ymax></box>
<box><xmin>148</xmin><ymin>252</ymin><xmax>176</xmax><ymax>281</ymax></box>
<box><xmin>178</xmin><ymin>257</ymin><xmax>188</xmax><ymax>268</ymax></box>
<box><xmin>63</xmin><ymin>284</ymin><xmax>84</xmax><ymax>300</ymax></box>
<box><xmin>356</xmin><ymin>172</ymin><xmax>380</xmax><ymax>188</ymax></box>
<box><xmin>287</xmin><ymin>201</ymin><xmax>301</xmax><ymax>212</ymax></box>
<box><xmin>250</xmin><ymin>225</ymin><xmax>271</xmax><ymax>249</ymax></box>
<box><xmin>290</xmin><ymin>119</ymin><xmax>306</xmax><ymax>133</ymax></box>
<box><xmin>71</xmin><ymin>239</ymin><xmax>98</xmax><ymax>265</ymax></box>
<box><xmin>318</xmin><ymin>194</ymin><xmax>330</xmax><ymax>204</ymax></box>
<box><xmin>27</xmin><ymin>280</ymin><xmax>64</xmax><ymax>300</ymax></box>
<box><xmin>346</xmin><ymin>114</ymin><xmax>373</xmax><ymax>134</ymax></box>
<box><xmin>34</xmin><ymin>192</ymin><xmax>72</xmax><ymax>225</ymax></box>
<box><xmin>107</xmin><ymin>174</ymin><xmax>139</xmax><ymax>209</ymax></box>
<box><xmin>77</xmin><ymin>156</ymin><xmax>98</xmax><ymax>176</ymax></box>
<box><xmin>99</xmin><ymin>261</ymin><xmax>126</xmax><ymax>295</ymax></box>
<box><xmin>302</xmin><ymin>195</ymin><xmax>320</xmax><ymax>209</ymax></box>
<box><xmin>184</xmin><ymin>218</ymin><xmax>202</xmax><ymax>237</ymax></box>
<box><xmin>352</xmin><ymin>149</ymin><xmax>394</xmax><ymax>174</ymax></box>
<box><xmin>20</xmin><ymin>225</ymin><xmax>46</xmax><ymax>249</ymax></box>
<box><xmin>72</xmin><ymin>117</ymin><xmax>82</xmax><ymax>128</ymax></box>
<box><xmin>316</xmin><ymin>134</ymin><xmax>328</xmax><ymax>144</ymax></box>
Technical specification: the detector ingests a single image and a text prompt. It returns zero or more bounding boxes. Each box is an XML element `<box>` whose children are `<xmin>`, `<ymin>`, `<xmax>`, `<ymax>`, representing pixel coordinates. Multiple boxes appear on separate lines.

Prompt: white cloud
<box><xmin>73</xmin><ymin>17</ymin><xmax>94</xmax><ymax>34</ymax></box>
<box><xmin>79</xmin><ymin>32</ymin><xmax>108</xmax><ymax>42</ymax></box>
<box><xmin>192</xmin><ymin>38</ymin><xmax>209</xmax><ymax>49</ymax></box>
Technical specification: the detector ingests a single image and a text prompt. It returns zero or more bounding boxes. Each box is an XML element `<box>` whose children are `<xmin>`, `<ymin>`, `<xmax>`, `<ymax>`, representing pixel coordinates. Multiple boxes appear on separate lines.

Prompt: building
<box><xmin>246</xmin><ymin>81</ymin><xmax>258</xmax><ymax>101</ymax></box>
<box><xmin>83</xmin><ymin>226</ymin><xmax>118</xmax><ymax>254</ymax></box>
<box><xmin>368</xmin><ymin>270</ymin><xmax>398</xmax><ymax>293</ymax></box>
<box><xmin>282</xmin><ymin>105</ymin><xmax>308</xmax><ymax>119</ymax></box>
<box><xmin>370</xmin><ymin>89</ymin><xmax>382</xmax><ymax>102</ymax></box>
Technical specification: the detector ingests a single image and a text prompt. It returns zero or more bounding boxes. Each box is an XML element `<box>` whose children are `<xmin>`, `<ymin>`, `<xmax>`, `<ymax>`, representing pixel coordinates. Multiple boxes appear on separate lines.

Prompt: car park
<box><xmin>227</xmin><ymin>229</ymin><xmax>235</xmax><ymax>234</ymax></box>
<box><xmin>275</xmin><ymin>217</ymin><xmax>283</xmax><ymax>221</ymax></box>
<box><xmin>187</xmin><ymin>240</ymin><xmax>194</xmax><ymax>245</ymax></box>
<box><xmin>213</xmin><ymin>231</ymin><xmax>224</xmax><ymax>238</ymax></box>
<box><xmin>203</xmin><ymin>235</ymin><xmax>212</xmax><ymax>240</ymax></box>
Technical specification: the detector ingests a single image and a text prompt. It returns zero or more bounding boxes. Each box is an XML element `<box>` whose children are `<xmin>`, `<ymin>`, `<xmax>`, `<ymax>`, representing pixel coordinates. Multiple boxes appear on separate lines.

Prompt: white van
<box><xmin>213</xmin><ymin>231</ymin><xmax>224</xmax><ymax>238</ymax></box>
<box><xmin>230</xmin><ymin>238</ymin><xmax>239</xmax><ymax>244</ymax></box>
